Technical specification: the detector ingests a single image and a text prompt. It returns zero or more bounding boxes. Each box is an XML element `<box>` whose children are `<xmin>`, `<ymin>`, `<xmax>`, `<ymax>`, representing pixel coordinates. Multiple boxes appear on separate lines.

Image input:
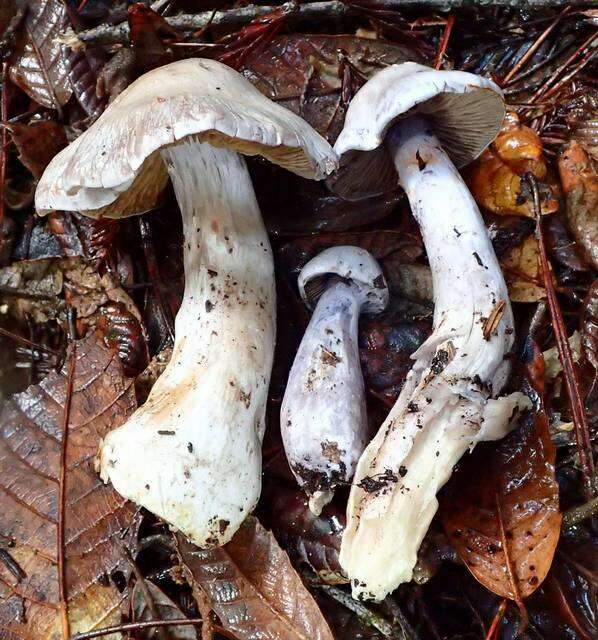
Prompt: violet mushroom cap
<box><xmin>35</xmin><ymin>58</ymin><xmax>337</xmax><ymax>549</ymax></box>
<box><xmin>331</xmin><ymin>62</ymin><xmax>530</xmax><ymax>600</ymax></box>
<box><xmin>331</xmin><ymin>62</ymin><xmax>506</xmax><ymax>201</ymax></box>
<box><xmin>281</xmin><ymin>246</ymin><xmax>388</xmax><ymax>515</ymax></box>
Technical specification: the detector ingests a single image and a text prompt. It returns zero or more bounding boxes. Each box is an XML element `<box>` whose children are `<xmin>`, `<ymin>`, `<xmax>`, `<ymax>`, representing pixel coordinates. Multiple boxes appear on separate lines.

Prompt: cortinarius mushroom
<box><xmin>35</xmin><ymin>59</ymin><xmax>337</xmax><ymax>548</ymax></box>
<box><xmin>281</xmin><ymin>246</ymin><xmax>389</xmax><ymax>515</ymax></box>
<box><xmin>332</xmin><ymin>62</ymin><xmax>529</xmax><ymax>600</ymax></box>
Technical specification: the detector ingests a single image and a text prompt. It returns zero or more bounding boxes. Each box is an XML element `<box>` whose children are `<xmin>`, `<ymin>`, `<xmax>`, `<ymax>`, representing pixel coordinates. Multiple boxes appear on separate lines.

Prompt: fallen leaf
<box><xmin>580</xmin><ymin>280</ymin><xmax>598</xmax><ymax>418</ymax></box>
<box><xmin>63</xmin><ymin>46</ymin><xmax>107</xmax><ymax>121</ymax></box>
<box><xmin>9</xmin><ymin>0</ymin><xmax>72</xmax><ymax>110</ymax></box>
<box><xmin>177</xmin><ymin>517</ymin><xmax>335</xmax><ymax>640</ymax></box>
<box><xmin>278</xmin><ymin>230</ymin><xmax>422</xmax><ymax>280</ymax></box>
<box><xmin>466</xmin><ymin>112</ymin><xmax>560</xmax><ymax>218</ymax></box>
<box><xmin>131</xmin><ymin>580</ymin><xmax>197</xmax><ymax>639</ymax></box>
<box><xmin>243</xmin><ymin>34</ymin><xmax>419</xmax><ymax>141</ymax></box>
<box><xmin>558</xmin><ymin>140</ymin><xmax>598</xmax><ymax>271</ymax></box>
<box><xmin>500</xmin><ymin>235</ymin><xmax>546</xmax><ymax>303</ymax></box>
<box><xmin>0</xmin><ymin>331</ymin><xmax>139</xmax><ymax>639</ymax></box>
<box><xmin>0</xmin><ymin>256</ymin><xmax>142</xmax><ymax>327</ymax></box>
<box><xmin>260</xmin><ymin>484</ymin><xmax>346</xmax><ymax>584</ymax></box>
<box><xmin>440</xmin><ymin>401</ymin><xmax>561</xmax><ymax>600</ymax></box>
<box><xmin>6</xmin><ymin>120</ymin><xmax>67</xmax><ymax>179</ymax></box>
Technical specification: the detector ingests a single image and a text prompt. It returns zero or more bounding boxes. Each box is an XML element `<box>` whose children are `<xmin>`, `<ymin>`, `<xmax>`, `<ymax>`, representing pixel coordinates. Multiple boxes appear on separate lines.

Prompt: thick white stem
<box><xmin>99</xmin><ymin>141</ymin><xmax>275</xmax><ymax>547</ymax></box>
<box><xmin>340</xmin><ymin>116</ymin><xmax>526</xmax><ymax>600</ymax></box>
<box><xmin>281</xmin><ymin>280</ymin><xmax>369</xmax><ymax>515</ymax></box>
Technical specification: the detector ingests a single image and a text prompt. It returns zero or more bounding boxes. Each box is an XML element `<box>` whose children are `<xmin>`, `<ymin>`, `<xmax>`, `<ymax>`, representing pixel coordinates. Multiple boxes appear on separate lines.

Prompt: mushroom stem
<box><xmin>340</xmin><ymin>116</ymin><xmax>528</xmax><ymax>600</ymax></box>
<box><xmin>282</xmin><ymin>278</ymin><xmax>368</xmax><ymax>515</ymax></box>
<box><xmin>99</xmin><ymin>140</ymin><xmax>275</xmax><ymax>547</ymax></box>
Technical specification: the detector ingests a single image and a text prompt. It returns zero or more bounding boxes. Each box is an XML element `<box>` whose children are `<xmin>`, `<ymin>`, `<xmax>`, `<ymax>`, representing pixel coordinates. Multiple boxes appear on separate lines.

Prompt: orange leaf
<box><xmin>440</xmin><ymin>401</ymin><xmax>561</xmax><ymax>600</ymax></box>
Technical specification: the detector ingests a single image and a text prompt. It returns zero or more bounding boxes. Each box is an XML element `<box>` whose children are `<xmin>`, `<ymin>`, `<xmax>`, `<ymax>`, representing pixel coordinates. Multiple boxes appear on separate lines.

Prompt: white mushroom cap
<box><xmin>298</xmin><ymin>245</ymin><xmax>389</xmax><ymax>314</ymax></box>
<box><xmin>331</xmin><ymin>62</ymin><xmax>505</xmax><ymax>199</ymax></box>
<box><xmin>35</xmin><ymin>58</ymin><xmax>338</xmax><ymax>218</ymax></box>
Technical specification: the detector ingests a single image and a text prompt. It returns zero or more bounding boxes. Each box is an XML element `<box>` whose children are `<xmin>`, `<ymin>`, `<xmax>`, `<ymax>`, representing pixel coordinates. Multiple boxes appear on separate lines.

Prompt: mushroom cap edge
<box><xmin>35</xmin><ymin>58</ymin><xmax>338</xmax><ymax>219</ymax></box>
<box><xmin>298</xmin><ymin>245</ymin><xmax>389</xmax><ymax>314</ymax></box>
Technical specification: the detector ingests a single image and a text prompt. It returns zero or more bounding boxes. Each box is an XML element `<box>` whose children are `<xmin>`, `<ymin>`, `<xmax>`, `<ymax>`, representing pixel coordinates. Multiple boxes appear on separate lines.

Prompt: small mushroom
<box><xmin>281</xmin><ymin>246</ymin><xmax>389</xmax><ymax>515</ymax></box>
<box><xmin>35</xmin><ymin>59</ymin><xmax>337</xmax><ymax>548</ymax></box>
<box><xmin>331</xmin><ymin>62</ymin><xmax>530</xmax><ymax>600</ymax></box>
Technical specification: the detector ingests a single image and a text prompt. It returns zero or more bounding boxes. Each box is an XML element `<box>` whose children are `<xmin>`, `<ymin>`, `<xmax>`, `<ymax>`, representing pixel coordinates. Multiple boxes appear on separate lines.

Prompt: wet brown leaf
<box><xmin>0</xmin><ymin>256</ymin><xmax>142</xmax><ymax>327</ymax></box>
<box><xmin>131</xmin><ymin>580</ymin><xmax>197</xmax><ymax>639</ymax></box>
<box><xmin>558</xmin><ymin>140</ymin><xmax>598</xmax><ymax>271</ymax></box>
<box><xmin>9</xmin><ymin>0</ymin><xmax>72</xmax><ymax>110</ymax></box>
<box><xmin>243</xmin><ymin>34</ymin><xmax>418</xmax><ymax>141</ymax></box>
<box><xmin>440</xmin><ymin>402</ymin><xmax>561</xmax><ymax>601</ymax></box>
<box><xmin>260</xmin><ymin>484</ymin><xmax>346</xmax><ymax>584</ymax></box>
<box><xmin>0</xmin><ymin>331</ymin><xmax>139</xmax><ymax>639</ymax></box>
<box><xmin>63</xmin><ymin>46</ymin><xmax>107</xmax><ymax>120</ymax></box>
<box><xmin>466</xmin><ymin>112</ymin><xmax>560</xmax><ymax>218</ymax></box>
<box><xmin>6</xmin><ymin>120</ymin><xmax>67</xmax><ymax>179</ymax></box>
<box><xmin>500</xmin><ymin>235</ymin><xmax>546</xmax><ymax>303</ymax></box>
<box><xmin>177</xmin><ymin>517</ymin><xmax>335</xmax><ymax>640</ymax></box>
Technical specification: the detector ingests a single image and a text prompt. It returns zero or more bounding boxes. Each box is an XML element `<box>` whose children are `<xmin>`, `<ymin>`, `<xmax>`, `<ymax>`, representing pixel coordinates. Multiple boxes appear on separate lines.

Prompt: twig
<box><xmin>62</xmin><ymin>2</ymin><xmax>351</xmax><ymax>48</ymax></box>
<box><xmin>317</xmin><ymin>584</ymin><xmax>396</xmax><ymax>637</ymax></box>
<box><xmin>484</xmin><ymin>599</ymin><xmax>508</xmax><ymax>640</ymax></box>
<box><xmin>501</xmin><ymin>6</ymin><xmax>571</xmax><ymax>85</ymax></box>
<box><xmin>434</xmin><ymin>14</ymin><xmax>455</xmax><ymax>70</ymax></box>
<box><xmin>562</xmin><ymin>496</ymin><xmax>598</xmax><ymax>529</ymax></box>
<box><xmin>58</xmin><ymin>333</ymin><xmax>77</xmax><ymax>640</ymax></box>
<box><xmin>0</xmin><ymin>62</ymin><xmax>7</xmax><ymax>245</ymax></box>
<box><xmin>524</xmin><ymin>173</ymin><xmax>595</xmax><ymax>499</ymax></box>
<box><xmin>122</xmin><ymin>546</ymin><xmax>170</xmax><ymax>640</ymax></box>
<box><xmin>0</xmin><ymin>326</ymin><xmax>60</xmax><ymax>356</ymax></box>
<box><xmin>527</xmin><ymin>31</ymin><xmax>598</xmax><ymax>105</ymax></box>
<box><xmin>70</xmin><ymin>619</ymin><xmax>203</xmax><ymax>640</ymax></box>
<box><xmin>495</xmin><ymin>493</ymin><xmax>528</xmax><ymax>627</ymax></box>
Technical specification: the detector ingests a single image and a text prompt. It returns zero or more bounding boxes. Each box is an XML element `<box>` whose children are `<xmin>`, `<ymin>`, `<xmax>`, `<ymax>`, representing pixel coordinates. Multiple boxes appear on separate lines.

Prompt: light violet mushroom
<box><xmin>331</xmin><ymin>62</ymin><xmax>530</xmax><ymax>600</ymax></box>
<box><xmin>35</xmin><ymin>58</ymin><xmax>337</xmax><ymax>548</ymax></box>
<box><xmin>281</xmin><ymin>246</ymin><xmax>389</xmax><ymax>515</ymax></box>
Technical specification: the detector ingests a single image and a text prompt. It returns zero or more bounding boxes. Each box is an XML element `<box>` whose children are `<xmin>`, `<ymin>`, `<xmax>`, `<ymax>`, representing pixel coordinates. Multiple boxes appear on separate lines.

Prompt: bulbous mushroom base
<box><xmin>99</xmin><ymin>141</ymin><xmax>275</xmax><ymax>548</ymax></box>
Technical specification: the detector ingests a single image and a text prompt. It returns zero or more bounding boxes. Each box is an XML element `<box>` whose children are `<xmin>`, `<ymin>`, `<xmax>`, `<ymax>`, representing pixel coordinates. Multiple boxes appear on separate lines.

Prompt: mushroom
<box><xmin>35</xmin><ymin>58</ymin><xmax>337</xmax><ymax>548</ymax></box>
<box><xmin>281</xmin><ymin>246</ymin><xmax>389</xmax><ymax>515</ymax></box>
<box><xmin>331</xmin><ymin>62</ymin><xmax>530</xmax><ymax>600</ymax></box>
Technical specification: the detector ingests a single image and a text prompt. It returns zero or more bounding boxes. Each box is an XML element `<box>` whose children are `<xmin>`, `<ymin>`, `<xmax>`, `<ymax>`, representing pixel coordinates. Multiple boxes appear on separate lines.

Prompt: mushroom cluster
<box><xmin>36</xmin><ymin>57</ymin><xmax>523</xmax><ymax>590</ymax></box>
<box><xmin>36</xmin><ymin>58</ymin><xmax>337</xmax><ymax>548</ymax></box>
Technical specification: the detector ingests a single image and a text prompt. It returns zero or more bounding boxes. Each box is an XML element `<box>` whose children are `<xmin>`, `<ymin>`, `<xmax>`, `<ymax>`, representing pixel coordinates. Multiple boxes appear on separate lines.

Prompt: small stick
<box><xmin>0</xmin><ymin>326</ymin><xmax>60</xmax><ymax>356</ymax></box>
<box><xmin>525</xmin><ymin>173</ymin><xmax>595</xmax><ymax>499</ymax></box>
<box><xmin>501</xmin><ymin>6</ymin><xmax>571</xmax><ymax>85</ymax></box>
<box><xmin>58</xmin><ymin>331</ymin><xmax>77</xmax><ymax>640</ymax></box>
<box><xmin>484</xmin><ymin>598</ymin><xmax>508</xmax><ymax>640</ymax></box>
<box><xmin>317</xmin><ymin>584</ymin><xmax>396</xmax><ymax>637</ymax></box>
<box><xmin>0</xmin><ymin>62</ymin><xmax>8</xmax><ymax>244</ymax></box>
<box><xmin>527</xmin><ymin>30</ymin><xmax>597</xmax><ymax>105</ymax></box>
<box><xmin>70</xmin><ymin>619</ymin><xmax>204</xmax><ymax>640</ymax></box>
<box><xmin>434</xmin><ymin>14</ymin><xmax>455</xmax><ymax>70</ymax></box>
<box><xmin>562</xmin><ymin>496</ymin><xmax>598</xmax><ymax>529</ymax></box>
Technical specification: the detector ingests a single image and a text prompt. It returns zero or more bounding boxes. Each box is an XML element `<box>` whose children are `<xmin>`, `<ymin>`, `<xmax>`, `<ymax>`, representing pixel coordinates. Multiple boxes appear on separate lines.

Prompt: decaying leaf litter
<box><xmin>0</xmin><ymin>1</ymin><xmax>596</xmax><ymax>639</ymax></box>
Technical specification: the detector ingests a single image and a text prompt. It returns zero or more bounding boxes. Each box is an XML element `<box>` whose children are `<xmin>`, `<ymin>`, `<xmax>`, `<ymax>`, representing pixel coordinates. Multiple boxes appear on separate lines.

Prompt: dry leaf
<box><xmin>500</xmin><ymin>235</ymin><xmax>546</xmax><ymax>303</ymax></box>
<box><xmin>558</xmin><ymin>140</ymin><xmax>598</xmax><ymax>271</ymax></box>
<box><xmin>466</xmin><ymin>112</ymin><xmax>560</xmax><ymax>218</ymax></box>
<box><xmin>0</xmin><ymin>331</ymin><xmax>139</xmax><ymax>639</ymax></box>
<box><xmin>0</xmin><ymin>257</ymin><xmax>142</xmax><ymax>326</ymax></box>
<box><xmin>6</xmin><ymin>120</ymin><xmax>67</xmax><ymax>179</ymax></box>
<box><xmin>243</xmin><ymin>34</ymin><xmax>418</xmax><ymax>140</ymax></box>
<box><xmin>9</xmin><ymin>0</ymin><xmax>72</xmax><ymax>110</ymax></box>
<box><xmin>131</xmin><ymin>580</ymin><xmax>197</xmax><ymax>639</ymax></box>
<box><xmin>177</xmin><ymin>517</ymin><xmax>335</xmax><ymax>640</ymax></box>
<box><xmin>440</xmin><ymin>406</ymin><xmax>561</xmax><ymax>600</ymax></box>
